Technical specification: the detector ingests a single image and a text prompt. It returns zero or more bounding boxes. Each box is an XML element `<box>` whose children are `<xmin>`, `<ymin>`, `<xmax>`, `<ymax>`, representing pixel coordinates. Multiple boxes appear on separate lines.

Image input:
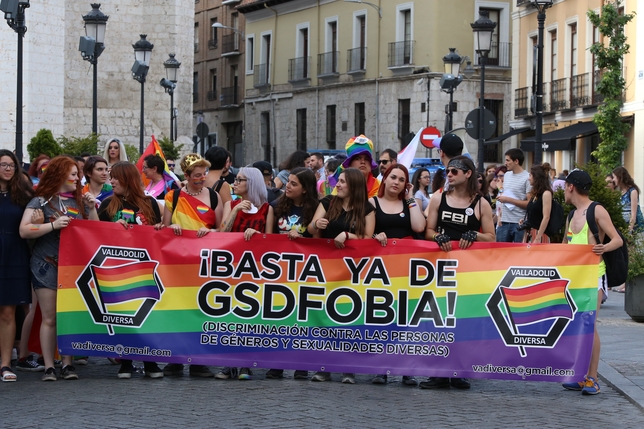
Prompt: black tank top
<box><xmin>372</xmin><ymin>198</ymin><xmax>413</xmax><ymax>238</ymax></box>
<box><xmin>437</xmin><ymin>194</ymin><xmax>482</xmax><ymax>239</ymax></box>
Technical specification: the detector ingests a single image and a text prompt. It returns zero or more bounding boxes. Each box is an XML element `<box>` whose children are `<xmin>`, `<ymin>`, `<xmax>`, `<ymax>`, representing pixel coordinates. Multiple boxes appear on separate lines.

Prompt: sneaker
<box><xmin>238</xmin><ymin>367</ymin><xmax>252</xmax><ymax>380</ymax></box>
<box><xmin>16</xmin><ymin>356</ymin><xmax>45</xmax><ymax>372</ymax></box>
<box><xmin>372</xmin><ymin>374</ymin><xmax>387</xmax><ymax>384</ymax></box>
<box><xmin>37</xmin><ymin>356</ymin><xmax>62</xmax><ymax>368</ymax></box>
<box><xmin>144</xmin><ymin>363</ymin><xmax>164</xmax><ymax>379</ymax></box>
<box><xmin>75</xmin><ymin>356</ymin><xmax>89</xmax><ymax>365</ymax></box>
<box><xmin>311</xmin><ymin>371</ymin><xmax>331</xmax><ymax>382</ymax></box>
<box><xmin>265</xmin><ymin>369</ymin><xmax>284</xmax><ymax>379</ymax></box>
<box><xmin>341</xmin><ymin>373</ymin><xmax>355</xmax><ymax>384</ymax></box>
<box><xmin>61</xmin><ymin>365</ymin><xmax>79</xmax><ymax>380</ymax></box>
<box><xmin>117</xmin><ymin>363</ymin><xmax>133</xmax><ymax>379</ymax></box>
<box><xmin>107</xmin><ymin>357</ymin><xmax>121</xmax><ymax>365</ymax></box>
<box><xmin>419</xmin><ymin>377</ymin><xmax>450</xmax><ymax>389</ymax></box>
<box><xmin>293</xmin><ymin>370</ymin><xmax>309</xmax><ymax>380</ymax></box>
<box><xmin>215</xmin><ymin>366</ymin><xmax>238</xmax><ymax>379</ymax></box>
<box><xmin>562</xmin><ymin>380</ymin><xmax>585</xmax><ymax>391</ymax></box>
<box><xmin>42</xmin><ymin>367</ymin><xmax>57</xmax><ymax>381</ymax></box>
<box><xmin>450</xmin><ymin>378</ymin><xmax>471</xmax><ymax>389</ymax></box>
<box><xmin>163</xmin><ymin>363</ymin><xmax>184</xmax><ymax>376</ymax></box>
<box><xmin>189</xmin><ymin>365</ymin><xmax>214</xmax><ymax>378</ymax></box>
<box><xmin>581</xmin><ymin>376</ymin><xmax>601</xmax><ymax>395</ymax></box>
<box><xmin>402</xmin><ymin>375</ymin><xmax>418</xmax><ymax>386</ymax></box>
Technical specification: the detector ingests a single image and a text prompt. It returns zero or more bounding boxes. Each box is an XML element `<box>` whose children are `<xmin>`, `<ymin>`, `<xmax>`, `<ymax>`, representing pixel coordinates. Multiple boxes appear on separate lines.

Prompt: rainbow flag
<box><xmin>136</xmin><ymin>135</ymin><xmax>180</xmax><ymax>192</ymax></box>
<box><xmin>501</xmin><ymin>280</ymin><xmax>572</xmax><ymax>325</ymax></box>
<box><xmin>90</xmin><ymin>262</ymin><xmax>160</xmax><ymax>304</ymax></box>
<box><xmin>67</xmin><ymin>207</ymin><xmax>80</xmax><ymax>218</ymax></box>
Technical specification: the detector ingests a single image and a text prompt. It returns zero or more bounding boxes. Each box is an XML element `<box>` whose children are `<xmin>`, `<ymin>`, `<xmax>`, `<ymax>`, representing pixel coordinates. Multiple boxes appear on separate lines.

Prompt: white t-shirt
<box><xmin>500</xmin><ymin>169</ymin><xmax>530</xmax><ymax>224</ymax></box>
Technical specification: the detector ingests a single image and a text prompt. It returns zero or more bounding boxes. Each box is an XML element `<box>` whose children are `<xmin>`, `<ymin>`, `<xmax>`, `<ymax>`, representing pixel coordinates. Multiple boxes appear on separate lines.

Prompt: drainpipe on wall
<box><xmin>265</xmin><ymin>3</ymin><xmax>278</xmax><ymax>166</ymax></box>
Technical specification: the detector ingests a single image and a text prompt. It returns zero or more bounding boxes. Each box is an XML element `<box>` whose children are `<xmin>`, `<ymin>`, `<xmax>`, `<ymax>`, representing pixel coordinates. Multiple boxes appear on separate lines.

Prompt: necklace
<box><xmin>184</xmin><ymin>187</ymin><xmax>202</xmax><ymax>197</ymax></box>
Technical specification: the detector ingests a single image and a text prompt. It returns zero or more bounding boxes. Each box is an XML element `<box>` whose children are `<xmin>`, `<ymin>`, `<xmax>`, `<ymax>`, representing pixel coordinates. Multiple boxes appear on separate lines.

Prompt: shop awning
<box><xmin>485</xmin><ymin>126</ymin><xmax>531</xmax><ymax>144</ymax></box>
<box><xmin>521</xmin><ymin>121</ymin><xmax>598</xmax><ymax>152</ymax></box>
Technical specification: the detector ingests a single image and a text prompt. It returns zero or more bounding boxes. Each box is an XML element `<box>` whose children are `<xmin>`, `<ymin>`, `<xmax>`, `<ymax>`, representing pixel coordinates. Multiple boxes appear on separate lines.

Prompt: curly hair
<box><xmin>272</xmin><ymin>167</ymin><xmax>318</xmax><ymax>228</ymax></box>
<box><xmin>103</xmin><ymin>162</ymin><xmax>158</xmax><ymax>224</ymax></box>
<box><xmin>35</xmin><ymin>156</ymin><xmax>87</xmax><ymax>219</ymax></box>
<box><xmin>0</xmin><ymin>149</ymin><xmax>33</xmax><ymax>207</ymax></box>
<box><xmin>325</xmin><ymin>168</ymin><xmax>368</xmax><ymax>237</ymax></box>
<box><xmin>613</xmin><ymin>166</ymin><xmax>640</xmax><ymax>194</ymax></box>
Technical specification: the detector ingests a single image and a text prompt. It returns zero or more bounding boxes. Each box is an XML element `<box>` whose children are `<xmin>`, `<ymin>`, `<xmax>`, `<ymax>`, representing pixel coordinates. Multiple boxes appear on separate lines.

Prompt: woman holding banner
<box><xmin>218</xmin><ymin>167</ymin><xmax>274</xmax><ymax>380</ymax></box>
<box><xmin>307</xmin><ymin>167</ymin><xmax>375</xmax><ymax>384</ymax></box>
<box><xmin>162</xmin><ymin>153</ymin><xmax>221</xmax><ymax>378</ymax></box>
<box><xmin>82</xmin><ymin>156</ymin><xmax>113</xmax><ymax>208</ymax></box>
<box><xmin>97</xmin><ymin>162</ymin><xmax>164</xmax><ymax>379</ymax></box>
<box><xmin>19</xmin><ymin>156</ymin><xmax>99</xmax><ymax>381</ymax></box>
<box><xmin>0</xmin><ymin>150</ymin><xmax>34</xmax><ymax>382</ymax></box>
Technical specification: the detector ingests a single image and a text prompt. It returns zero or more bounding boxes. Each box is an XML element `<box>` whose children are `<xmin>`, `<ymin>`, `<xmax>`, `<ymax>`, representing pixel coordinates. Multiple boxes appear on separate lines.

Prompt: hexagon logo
<box><xmin>486</xmin><ymin>266</ymin><xmax>577</xmax><ymax>357</ymax></box>
<box><xmin>75</xmin><ymin>245</ymin><xmax>165</xmax><ymax>335</ymax></box>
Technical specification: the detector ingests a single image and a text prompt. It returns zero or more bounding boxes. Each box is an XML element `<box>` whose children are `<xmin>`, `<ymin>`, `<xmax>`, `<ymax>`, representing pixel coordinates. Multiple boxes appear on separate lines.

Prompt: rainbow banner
<box><xmin>58</xmin><ymin>221</ymin><xmax>601</xmax><ymax>382</ymax></box>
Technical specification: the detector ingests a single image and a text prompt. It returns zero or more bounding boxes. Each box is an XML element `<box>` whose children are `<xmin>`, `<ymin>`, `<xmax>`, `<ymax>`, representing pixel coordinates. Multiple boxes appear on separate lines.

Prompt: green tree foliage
<box><xmin>125</xmin><ymin>144</ymin><xmax>141</xmax><ymax>164</ymax></box>
<box><xmin>58</xmin><ymin>134</ymin><xmax>100</xmax><ymax>156</ymax></box>
<box><xmin>587</xmin><ymin>1</ymin><xmax>635</xmax><ymax>170</ymax></box>
<box><xmin>158</xmin><ymin>136</ymin><xmax>184</xmax><ymax>161</ymax></box>
<box><xmin>27</xmin><ymin>129</ymin><xmax>62</xmax><ymax>160</ymax></box>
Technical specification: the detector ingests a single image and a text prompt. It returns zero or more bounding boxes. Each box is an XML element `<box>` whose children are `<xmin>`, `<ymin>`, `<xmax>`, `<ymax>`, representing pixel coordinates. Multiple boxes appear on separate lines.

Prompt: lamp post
<box><xmin>532</xmin><ymin>0</ymin><xmax>553</xmax><ymax>165</ymax></box>
<box><xmin>211</xmin><ymin>21</ymin><xmax>245</xmax><ymax>41</ymax></box>
<box><xmin>161</xmin><ymin>53</ymin><xmax>181</xmax><ymax>142</ymax></box>
<box><xmin>0</xmin><ymin>0</ymin><xmax>30</xmax><ymax>164</ymax></box>
<box><xmin>79</xmin><ymin>3</ymin><xmax>109</xmax><ymax>138</ymax></box>
<box><xmin>132</xmin><ymin>34</ymin><xmax>153</xmax><ymax>153</ymax></box>
<box><xmin>440</xmin><ymin>48</ymin><xmax>463</xmax><ymax>134</ymax></box>
<box><xmin>471</xmin><ymin>9</ymin><xmax>496</xmax><ymax>173</ymax></box>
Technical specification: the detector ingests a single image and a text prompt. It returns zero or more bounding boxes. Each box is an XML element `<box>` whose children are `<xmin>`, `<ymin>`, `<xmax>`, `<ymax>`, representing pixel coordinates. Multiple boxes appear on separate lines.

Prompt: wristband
<box><xmin>313</xmin><ymin>219</ymin><xmax>318</xmax><ymax>230</ymax></box>
<box><xmin>461</xmin><ymin>230</ymin><xmax>477</xmax><ymax>243</ymax></box>
<box><xmin>432</xmin><ymin>233</ymin><xmax>438</xmax><ymax>241</ymax></box>
<box><xmin>405</xmin><ymin>198</ymin><xmax>416</xmax><ymax>206</ymax></box>
<box><xmin>434</xmin><ymin>233</ymin><xmax>450</xmax><ymax>245</ymax></box>
<box><xmin>345</xmin><ymin>231</ymin><xmax>349</xmax><ymax>240</ymax></box>
<box><xmin>51</xmin><ymin>221</ymin><xmax>55</xmax><ymax>231</ymax></box>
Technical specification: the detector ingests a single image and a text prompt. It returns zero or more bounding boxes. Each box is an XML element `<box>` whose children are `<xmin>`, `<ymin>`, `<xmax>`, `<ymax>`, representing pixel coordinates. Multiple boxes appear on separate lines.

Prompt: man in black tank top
<box><xmin>420</xmin><ymin>156</ymin><xmax>496</xmax><ymax>390</ymax></box>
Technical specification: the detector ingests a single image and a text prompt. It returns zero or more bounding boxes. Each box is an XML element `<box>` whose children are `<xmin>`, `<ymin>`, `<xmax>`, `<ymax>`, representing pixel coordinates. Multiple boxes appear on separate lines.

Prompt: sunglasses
<box><xmin>447</xmin><ymin>168</ymin><xmax>466</xmax><ymax>176</ymax></box>
<box><xmin>378</xmin><ymin>160</ymin><xmax>390</xmax><ymax>165</ymax></box>
<box><xmin>167</xmin><ymin>163</ymin><xmax>175</xmax><ymax>168</ymax></box>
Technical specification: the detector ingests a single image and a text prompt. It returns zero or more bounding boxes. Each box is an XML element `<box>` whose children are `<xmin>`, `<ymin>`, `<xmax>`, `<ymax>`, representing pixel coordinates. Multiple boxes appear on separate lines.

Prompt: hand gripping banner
<box><xmin>58</xmin><ymin>221</ymin><xmax>600</xmax><ymax>382</ymax></box>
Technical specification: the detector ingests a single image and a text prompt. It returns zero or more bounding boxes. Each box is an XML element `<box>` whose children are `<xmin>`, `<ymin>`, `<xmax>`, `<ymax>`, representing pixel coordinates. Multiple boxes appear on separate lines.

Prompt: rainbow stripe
<box><xmin>122</xmin><ymin>209</ymin><xmax>135</xmax><ymax>220</ymax></box>
<box><xmin>67</xmin><ymin>207</ymin><xmax>80</xmax><ymax>218</ymax></box>
<box><xmin>566</xmin><ymin>231</ymin><xmax>573</xmax><ymax>242</ymax></box>
<box><xmin>196</xmin><ymin>205</ymin><xmax>209</xmax><ymax>214</ymax></box>
<box><xmin>91</xmin><ymin>262</ymin><xmax>160</xmax><ymax>304</ymax></box>
<box><xmin>30</xmin><ymin>225</ymin><xmax>40</xmax><ymax>230</ymax></box>
<box><xmin>501</xmin><ymin>280</ymin><xmax>572</xmax><ymax>325</ymax></box>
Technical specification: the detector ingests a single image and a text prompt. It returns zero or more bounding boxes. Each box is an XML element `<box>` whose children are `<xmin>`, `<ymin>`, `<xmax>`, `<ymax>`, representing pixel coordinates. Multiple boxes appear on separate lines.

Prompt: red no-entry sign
<box><xmin>420</xmin><ymin>126</ymin><xmax>441</xmax><ymax>148</ymax></box>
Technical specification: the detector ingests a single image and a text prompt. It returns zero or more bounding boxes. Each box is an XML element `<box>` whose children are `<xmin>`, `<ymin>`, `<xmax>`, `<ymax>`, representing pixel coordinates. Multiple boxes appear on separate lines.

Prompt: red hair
<box><xmin>377</xmin><ymin>164</ymin><xmax>410</xmax><ymax>200</ymax></box>
<box><xmin>28</xmin><ymin>154</ymin><xmax>51</xmax><ymax>177</ymax></box>
<box><xmin>35</xmin><ymin>156</ymin><xmax>86</xmax><ymax>219</ymax></box>
<box><xmin>103</xmin><ymin>162</ymin><xmax>158</xmax><ymax>224</ymax></box>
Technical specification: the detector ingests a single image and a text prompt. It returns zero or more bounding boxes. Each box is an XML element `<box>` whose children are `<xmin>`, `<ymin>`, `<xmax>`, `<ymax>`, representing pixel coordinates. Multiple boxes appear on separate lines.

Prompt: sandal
<box><xmin>1</xmin><ymin>366</ymin><xmax>17</xmax><ymax>382</ymax></box>
<box><xmin>613</xmin><ymin>287</ymin><xmax>626</xmax><ymax>293</ymax></box>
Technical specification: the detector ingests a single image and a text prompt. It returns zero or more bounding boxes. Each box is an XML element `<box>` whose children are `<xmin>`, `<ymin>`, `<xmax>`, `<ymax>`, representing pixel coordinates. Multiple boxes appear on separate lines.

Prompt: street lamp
<box><xmin>471</xmin><ymin>9</ymin><xmax>496</xmax><ymax>172</ymax></box>
<box><xmin>211</xmin><ymin>22</ymin><xmax>245</xmax><ymax>41</ymax></box>
<box><xmin>440</xmin><ymin>48</ymin><xmax>463</xmax><ymax>134</ymax></box>
<box><xmin>79</xmin><ymin>3</ymin><xmax>109</xmax><ymax>139</ymax></box>
<box><xmin>343</xmin><ymin>0</ymin><xmax>382</xmax><ymax>18</ymax></box>
<box><xmin>0</xmin><ymin>0</ymin><xmax>30</xmax><ymax>164</ymax></box>
<box><xmin>132</xmin><ymin>34</ymin><xmax>154</xmax><ymax>153</ymax></box>
<box><xmin>532</xmin><ymin>0</ymin><xmax>553</xmax><ymax>165</ymax></box>
<box><xmin>161</xmin><ymin>53</ymin><xmax>181</xmax><ymax>142</ymax></box>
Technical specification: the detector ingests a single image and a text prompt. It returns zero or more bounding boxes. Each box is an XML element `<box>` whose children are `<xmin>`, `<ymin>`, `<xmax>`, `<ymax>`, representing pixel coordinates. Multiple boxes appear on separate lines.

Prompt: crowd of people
<box><xmin>0</xmin><ymin>133</ymin><xmax>636</xmax><ymax>395</ymax></box>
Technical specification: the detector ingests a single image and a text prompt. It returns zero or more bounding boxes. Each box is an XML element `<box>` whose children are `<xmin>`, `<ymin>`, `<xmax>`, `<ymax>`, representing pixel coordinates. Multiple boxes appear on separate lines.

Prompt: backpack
<box><xmin>567</xmin><ymin>202</ymin><xmax>628</xmax><ymax>287</ymax></box>
<box><xmin>545</xmin><ymin>199</ymin><xmax>565</xmax><ymax>236</ymax></box>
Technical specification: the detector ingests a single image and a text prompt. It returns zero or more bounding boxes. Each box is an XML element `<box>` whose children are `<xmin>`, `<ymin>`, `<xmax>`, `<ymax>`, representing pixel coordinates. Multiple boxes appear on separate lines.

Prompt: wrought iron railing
<box><xmin>347</xmin><ymin>47</ymin><xmax>367</xmax><ymax>72</ymax></box>
<box><xmin>220</xmin><ymin>86</ymin><xmax>238</xmax><ymax>106</ymax></box>
<box><xmin>222</xmin><ymin>33</ymin><xmax>240</xmax><ymax>54</ymax></box>
<box><xmin>254</xmin><ymin>63</ymin><xmax>269</xmax><ymax>87</ymax></box>
<box><xmin>550</xmin><ymin>77</ymin><xmax>569</xmax><ymax>111</ymax></box>
<box><xmin>208</xmin><ymin>39</ymin><xmax>217</xmax><ymax>49</ymax></box>
<box><xmin>318</xmin><ymin>51</ymin><xmax>339</xmax><ymax>76</ymax></box>
<box><xmin>288</xmin><ymin>56</ymin><xmax>310</xmax><ymax>81</ymax></box>
<box><xmin>207</xmin><ymin>90</ymin><xmax>217</xmax><ymax>101</ymax></box>
<box><xmin>388</xmin><ymin>40</ymin><xmax>414</xmax><ymax>67</ymax></box>
<box><xmin>570</xmin><ymin>73</ymin><xmax>590</xmax><ymax>108</ymax></box>
<box><xmin>476</xmin><ymin>42</ymin><xmax>511</xmax><ymax>68</ymax></box>
<box><xmin>592</xmin><ymin>69</ymin><xmax>604</xmax><ymax>104</ymax></box>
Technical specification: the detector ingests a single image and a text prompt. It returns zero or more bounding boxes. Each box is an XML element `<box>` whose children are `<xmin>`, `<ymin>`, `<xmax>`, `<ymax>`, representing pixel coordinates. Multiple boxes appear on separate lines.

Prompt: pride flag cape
<box><xmin>91</xmin><ymin>261</ymin><xmax>161</xmax><ymax>304</ymax></box>
<box><xmin>136</xmin><ymin>135</ymin><xmax>180</xmax><ymax>192</ymax></box>
<box><xmin>501</xmin><ymin>280</ymin><xmax>573</xmax><ymax>325</ymax></box>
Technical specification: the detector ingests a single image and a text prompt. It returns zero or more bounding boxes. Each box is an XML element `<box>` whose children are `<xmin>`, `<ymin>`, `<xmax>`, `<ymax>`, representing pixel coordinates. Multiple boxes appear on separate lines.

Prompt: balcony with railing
<box><xmin>288</xmin><ymin>56</ymin><xmax>310</xmax><ymax>82</ymax></box>
<box><xmin>221</xmin><ymin>33</ymin><xmax>241</xmax><ymax>56</ymax></box>
<box><xmin>318</xmin><ymin>51</ymin><xmax>340</xmax><ymax>77</ymax></box>
<box><xmin>207</xmin><ymin>90</ymin><xmax>217</xmax><ymax>101</ymax></box>
<box><xmin>208</xmin><ymin>39</ymin><xmax>217</xmax><ymax>50</ymax></box>
<box><xmin>388</xmin><ymin>40</ymin><xmax>414</xmax><ymax>68</ymax></box>
<box><xmin>220</xmin><ymin>86</ymin><xmax>239</xmax><ymax>107</ymax></box>
<box><xmin>475</xmin><ymin>42</ymin><xmax>511</xmax><ymax>68</ymax></box>
<box><xmin>570</xmin><ymin>73</ymin><xmax>590</xmax><ymax>108</ymax></box>
<box><xmin>550</xmin><ymin>77</ymin><xmax>569</xmax><ymax>111</ymax></box>
<box><xmin>347</xmin><ymin>47</ymin><xmax>367</xmax><ymax>73</ymax></box>
<box><xmin>515</xmin><ymin>87</ymin><xmax>529</xmax><ymax>118</ymax></box>
<box><xmin>254</xmin><ymin>63</ymin><xmax>269</xmax><ymax>88</ymax></box>
<box><xmin>592</xmin><ymin>69</ymin><xmax>604</xmax><ymax>105</ymax></box>
<box><xmin>194</xmin><ymin>42</ymin><xmax>199</xmax><ymax>53</ymax></box>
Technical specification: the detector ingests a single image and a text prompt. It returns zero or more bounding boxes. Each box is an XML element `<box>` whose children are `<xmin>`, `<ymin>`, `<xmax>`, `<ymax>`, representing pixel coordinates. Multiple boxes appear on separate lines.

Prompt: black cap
<box><xmin>565</xmin><ymin>170</ymin><xmax>592</xmax><ymax>191</ymax></box>
<box><xmin>252</xmin><ymin>161</ymin><xmax>273</xmax><ymax>176</ymax></box>
<box><xmin>435</xmin><ymin>133</ymin><xmax>464</xmax><ymax>157</ymax></box>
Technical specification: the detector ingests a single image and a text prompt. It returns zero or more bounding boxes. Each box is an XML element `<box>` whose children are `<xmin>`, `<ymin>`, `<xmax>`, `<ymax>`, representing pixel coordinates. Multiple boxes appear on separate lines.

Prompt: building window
<box><xmin>210</xmin><ymin>18</ymin><xmax>218</xmax><ymax>49</ymax></box>
<box><xmin>398</xmin><ymin>99</ymin><xmax>411</xmax><ymax>146</ymax></box>
<box><xmin>232</xmin><ymin>12</ymin><xmax>240</xmax><ymax>50</ymax></box>
<box><xmin>349</xmin><ymin>14</ymin><xmax>367</xmax><ymax>72</ymax></box>
<box><xmin>326</xmin><ymin>105</ymin><xmax>337</xmax><ymax>149</ymax></box>
<box><xmin>208</xmin><ymin>68</ymin><xmax>217</xmax><ymax>101</ymax></box>
<box><xmin>355</xmin><ymin>102</ymin><xmax>365</xmax><ymax>136</ymax></box>
<box><xmin>194</xmin><ymin>22</ymin><xmax>199</xmax><ymax>53</ymax></box>
<box><xmin>296</xmin><ymin>109</ymin><xmax>307</xmax><ymax>151</ymax></box>
<box><xmin>193</xmin><ymin>72</ymin><xmax>198</xmax><ymax>103</ymax></box>
<box><xmin>394</xmin><ymin>4</ymin><xmax>413</xmax><ymax>65</ymax></box>
<box><xmin>256</xmin><ymin>32</ymin><xmax>272</xmax><ymax>86</ymax></box>
<box><xmin>569</xmin><ymin>22</ymin><xmax>577</xmax><ymax>77</ymax></box>
<box><xmin>479</xmin><ymin>8</ymin><xmax>500</xmax><ymax>66</ymax></box>
<box><xmin>296</xmin><ymin>24</ymin><xmax>310</xmax><ymax>79</ymax></box>
<box><xmin>261</xmin><ymin>112</ymin><xmax>271</xmax><ymax>163</ymax></box>
<box><xmin>246</xmin><ymin>35</ymin><xmax>254</xmax><ymax>74</ymax></box>
<box><xmin>550</xmin><ymin>29</ymin><xmax>557</xmax><ymax>81</ymax></box>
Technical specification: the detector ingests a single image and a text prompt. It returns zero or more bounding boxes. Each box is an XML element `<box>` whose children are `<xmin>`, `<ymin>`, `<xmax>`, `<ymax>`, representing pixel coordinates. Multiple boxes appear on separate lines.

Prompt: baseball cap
<box><xmin>432</xmin><ymin>133</ymin><xmax>464</xmax><ymax>157</ymax></box>
<box><xmin>252</xmin><ymin>161</ymin><xmax>273</xmax><ymax>176</ymax></box>
<box><xmin>565</xmin><ymin>169</ymin><xmax>592</xmax><ymax>191</ymax></box>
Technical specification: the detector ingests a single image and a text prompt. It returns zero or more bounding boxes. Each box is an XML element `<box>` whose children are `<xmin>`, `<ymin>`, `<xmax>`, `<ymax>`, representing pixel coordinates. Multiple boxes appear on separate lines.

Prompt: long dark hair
<box><xmin>325</xmin><ymin>168</ymin><xmax>368</xmax><ymax>236</ymax></box>
<box><xmin>412</xmin><ymin>168</ymin><xmax>429</xmax><ymax>197</ymax></box>
<box><xmin>613</xmin><ymin>166</ymin><xmax>640</xmax><ymax>194</ymax></box>
<box><xmin>0</xmin><ymin>149</ymin><xmax>33</xmax><ymax>207</ymax></box>
<box><xmin>278</xmin><ymin>150</ymin><xmax>310</xmax><ymax>171</ymax></box>
<box><xmin>104</xmin><ymin>162</ymin><xmax>159</xmax><ymax>224</ymax></box>
<box><xmin>273</xmin><ymin>167</ymin><xmax>318</xmax><ymax>228</ymax></box>
<box><xmin>529</xmin><ymin>164</ymin><xmax>552</xmax><ymax>199</ymax></box>
<box><xmin>445</xmin><ymin>156</ymin><xmax>478</xmax><ymax>198</ymax></box>
<box><xmin>35</xmin><ymin>156</ymin><xmax>87</xmax><ymax>219</ymax></box>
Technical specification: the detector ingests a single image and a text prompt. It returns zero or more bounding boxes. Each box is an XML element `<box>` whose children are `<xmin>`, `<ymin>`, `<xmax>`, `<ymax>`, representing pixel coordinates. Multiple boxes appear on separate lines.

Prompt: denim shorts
<box><xmin>31</xmin><ymin>259</ymin><xmax>58</xmax><ymax>291</ymax></box>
